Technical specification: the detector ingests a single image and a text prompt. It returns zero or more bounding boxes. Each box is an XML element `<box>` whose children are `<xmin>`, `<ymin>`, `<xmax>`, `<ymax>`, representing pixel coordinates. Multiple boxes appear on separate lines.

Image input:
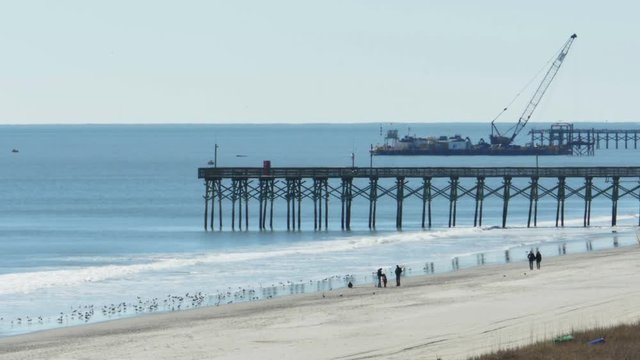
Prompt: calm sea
<box><xmin>1</xmin><ymin>123</ymin><xmax>639</xmax><ymax>336</ymax></box>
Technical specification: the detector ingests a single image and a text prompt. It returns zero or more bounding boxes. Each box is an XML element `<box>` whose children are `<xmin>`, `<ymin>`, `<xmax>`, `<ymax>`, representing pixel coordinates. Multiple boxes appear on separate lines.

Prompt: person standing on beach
<box><xmin>381</xmin><ymin>273</ymin><xmax>387</xmax><ymax>287</ymax></box>
<box><xmin>535</xmin><ymin>250</ymin><xmax>542</xmax><ymax>269</ymax></box>
<box><xmin>394</xmin><ymin>265</ymin><xmax>403</xmax><ymax>286</ymax></box>
<box><xmin>376</xmin><ymin>268</ymin><xmax>383</xmax><ymax>288</ymax></box>
<box><xmin>527</xmin><ymin>250</ymin><xmax>535</xmax><ymax>270</ymax></box>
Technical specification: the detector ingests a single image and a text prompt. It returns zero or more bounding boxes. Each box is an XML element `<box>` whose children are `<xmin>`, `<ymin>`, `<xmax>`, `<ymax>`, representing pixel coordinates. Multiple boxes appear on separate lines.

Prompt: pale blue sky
<box><xmin>0</xmin><ymin>1</ymin><xmax>638</xmax><ymax>124</ymax></box>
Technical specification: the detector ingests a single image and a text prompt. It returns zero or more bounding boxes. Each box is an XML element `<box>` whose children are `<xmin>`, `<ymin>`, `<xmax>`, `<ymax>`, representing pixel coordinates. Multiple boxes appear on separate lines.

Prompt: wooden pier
<box><xmin>529</xmin><ymin>125</ymin><xmax>640</xmax><ymax>156</ymax></box>
<box><xmin>198</xmin><ymin>166</ymin><xmax>640</xmax><ymax>231</ymax></box>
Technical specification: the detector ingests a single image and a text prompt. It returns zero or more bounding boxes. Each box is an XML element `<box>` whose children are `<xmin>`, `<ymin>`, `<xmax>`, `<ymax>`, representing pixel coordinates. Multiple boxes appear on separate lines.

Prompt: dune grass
<box><xmin>470</xmin><ymin>322</ymin><xmax>640</xmax><ymax>360</ymax></box>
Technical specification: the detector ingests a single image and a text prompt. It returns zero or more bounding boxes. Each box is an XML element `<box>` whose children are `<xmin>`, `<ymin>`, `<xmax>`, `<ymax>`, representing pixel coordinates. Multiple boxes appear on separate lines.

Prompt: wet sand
<box><xmin>2</xmin><ymin>245</ymin><xmax>639</xmax><ymax>360</ymax></box>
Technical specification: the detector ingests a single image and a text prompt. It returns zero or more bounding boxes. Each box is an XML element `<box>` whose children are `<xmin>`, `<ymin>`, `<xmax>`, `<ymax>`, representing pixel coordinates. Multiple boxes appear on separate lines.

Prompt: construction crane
<box><xmin>490</xmin><ymin>34</ymin><xmax>577</xmax><ymax>147</ymax></box>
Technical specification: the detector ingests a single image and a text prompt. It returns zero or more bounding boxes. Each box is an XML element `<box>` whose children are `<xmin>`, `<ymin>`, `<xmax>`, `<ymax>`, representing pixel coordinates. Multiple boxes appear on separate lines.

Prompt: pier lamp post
<box><xmin>370</xmin><ymin>144</ymin><xmax>373</xmax><ymax>168</ymax></box>
<box><xmin>214</xmin><ymin>144</ymin><xmax>219</xmax><ymax>168</ymax></box>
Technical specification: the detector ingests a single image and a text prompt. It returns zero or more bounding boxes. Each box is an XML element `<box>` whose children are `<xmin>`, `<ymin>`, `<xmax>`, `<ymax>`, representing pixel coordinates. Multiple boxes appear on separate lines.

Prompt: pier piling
<box><xmin>368</xmin><ymin>177</ymin><xmax>378</xmax><ymax>229</ymax></box>
<box><xmin>556</xmin><ymin>177</ymin><xmax>566</xmax><ymax>227</ymax></box>
<box><xmin>340</xmin><ymin>177</ymin><xmax>353</xmax><ymax>230</ymax></box>
<box><xmin>396</xmin><ymin>177</ymin><xmax>405</xmax><ymax>229</ymax></box>
<box><xmin>448</xmin><ymin>177</ymin><xmax>458</xmax><ymax>227</ymax></box>
<box><xmin>423</xmin><ymin>177</ymin><xmax>432</xmax><ymax>228</ymax></box>
<box><xmin>501</xmin><ymin>176</ymin><xmax>511</xmax><ymax>228</ymax></box>
<box><xmin>584</xmin><ymin>177</ymin><xmax>592</xmax><ymax>227</ymax></box>
<box><xmin>527</xmin><ymin>177</ymin><xmax>538</xmax><ymax>228</ymax></box>
<box><xmin>612</xmin><ymin>176</ymin><xmax>619</xmax><ymax>226</ymax></box>
<box><xmin>474</xmin><ymin>177</ymin><xmax>485</xmax><ymax>227</ymax></box>
<box><xmin>203</xmin><ymin>180</ymin><xmax>211</xmax><ymax>231</ymax></box>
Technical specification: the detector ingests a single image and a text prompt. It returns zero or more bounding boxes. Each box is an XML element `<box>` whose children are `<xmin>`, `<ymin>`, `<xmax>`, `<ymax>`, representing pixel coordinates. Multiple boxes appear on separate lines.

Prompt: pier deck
<box><xmin>200</xmin><ymin>167</ymin><xmax>640</xmax><ymax>179</ymax></box>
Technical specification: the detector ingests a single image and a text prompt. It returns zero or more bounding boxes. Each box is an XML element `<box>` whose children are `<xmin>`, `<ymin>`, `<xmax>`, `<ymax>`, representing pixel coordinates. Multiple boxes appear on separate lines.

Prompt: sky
<box><xmin>0</xmin><ymin>0</ymin><xmax>638</xmax><ymax>124</ymax></box>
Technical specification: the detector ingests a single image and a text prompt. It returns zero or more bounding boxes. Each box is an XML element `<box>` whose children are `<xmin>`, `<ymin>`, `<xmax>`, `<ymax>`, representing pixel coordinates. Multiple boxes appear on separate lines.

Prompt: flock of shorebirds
<box><xmin>1</xmin><ymin>275</ymin><xmax>356</xmax><ymax>331</ymax></box>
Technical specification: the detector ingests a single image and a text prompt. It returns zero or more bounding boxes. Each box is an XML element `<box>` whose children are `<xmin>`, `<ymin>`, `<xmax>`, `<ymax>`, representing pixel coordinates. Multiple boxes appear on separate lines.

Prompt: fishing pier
<box><xmin>198</xmin><ymin>166</ymin><xmax>640</xmax><ymax>231</ymax></box>
<box><xmin>529</xmin><ymin>124</ymin><xmax>640</xmax><ymax>156</ymax></box>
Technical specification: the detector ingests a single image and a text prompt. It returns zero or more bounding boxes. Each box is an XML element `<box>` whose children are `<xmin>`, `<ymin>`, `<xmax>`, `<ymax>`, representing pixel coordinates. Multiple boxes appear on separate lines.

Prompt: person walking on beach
<box><xmin>535</xmin><ymin>250</ymin><xmax>542</xmax><ymax>269</ymax></box>
<box><xmin>376</xmin><ymin>268</ymin><xmax>383</xmax><ymax>288</ymax></box>
<box><xmin>527</xmin><ymin>250</ymin><xmax>535</xmax><ymax>270</ymax></box>
<box><xmin>394</xmin><ymin>265</ymin><xmax>403</xmax><ymax>286</ymax></box>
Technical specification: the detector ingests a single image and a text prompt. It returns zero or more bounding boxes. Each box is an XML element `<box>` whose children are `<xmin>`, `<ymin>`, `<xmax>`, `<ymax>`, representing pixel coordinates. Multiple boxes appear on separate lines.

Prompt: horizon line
<box><xmin>0</xmin><ymin>120</ymin><xmax>637</xmax><ymax>126</ymax></box>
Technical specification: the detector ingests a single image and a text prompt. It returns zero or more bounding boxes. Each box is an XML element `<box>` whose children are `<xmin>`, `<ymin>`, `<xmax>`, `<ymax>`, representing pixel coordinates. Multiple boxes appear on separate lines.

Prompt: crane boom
<box><xmin>490</xmin><ymin>34</ymin><xmax>577</xmax><ymax>147</ymax></box>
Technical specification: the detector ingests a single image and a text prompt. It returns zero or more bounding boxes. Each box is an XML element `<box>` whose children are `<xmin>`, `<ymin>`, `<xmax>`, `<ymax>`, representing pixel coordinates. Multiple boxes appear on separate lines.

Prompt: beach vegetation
<box><xmin>470</xmin><ymin>321</ymin><xmax>640</xmax><ymax>359</ymax></box>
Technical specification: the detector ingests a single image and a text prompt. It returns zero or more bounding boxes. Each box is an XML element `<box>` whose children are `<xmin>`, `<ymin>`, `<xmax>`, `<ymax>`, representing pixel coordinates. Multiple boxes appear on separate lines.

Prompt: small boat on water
<box><xmin>11</xmin><ymin>149</ymin><xmax>19</xmax><ymax>153</ymax></box>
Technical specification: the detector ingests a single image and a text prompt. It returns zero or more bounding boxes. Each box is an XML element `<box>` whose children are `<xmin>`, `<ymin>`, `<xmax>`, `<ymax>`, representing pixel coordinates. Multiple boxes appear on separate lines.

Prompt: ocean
<box><xmin>1</xmin><ymin>122</ymin><xmax>639</xmax><ymax>336</ymax></box>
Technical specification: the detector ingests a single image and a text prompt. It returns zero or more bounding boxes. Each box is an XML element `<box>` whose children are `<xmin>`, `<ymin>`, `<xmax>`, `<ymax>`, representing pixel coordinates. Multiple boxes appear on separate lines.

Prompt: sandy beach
<box><xmin>2</xmin><ymin>245</ymin><xmax>639</xmax><ymax>360</ymax></box>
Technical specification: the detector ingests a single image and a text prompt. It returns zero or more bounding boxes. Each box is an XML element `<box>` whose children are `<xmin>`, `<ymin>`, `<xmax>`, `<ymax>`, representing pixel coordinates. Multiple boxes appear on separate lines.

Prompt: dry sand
<box><xmin>2</xmin><ymin>245</ymin><xmax>640</xmax><ymax>360</ymax></box>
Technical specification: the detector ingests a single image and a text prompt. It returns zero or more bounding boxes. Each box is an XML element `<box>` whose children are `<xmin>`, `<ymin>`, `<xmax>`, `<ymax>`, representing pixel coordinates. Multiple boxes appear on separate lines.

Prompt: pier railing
<box><xmin>198</xmin><ymin>166</ymin><xmax>640</xmax><ymax>231</ymax></box>
<box><xmin>199</xmin><ymin>167</ymin><xmax>640</xmax><ymax>179</ymax></box>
